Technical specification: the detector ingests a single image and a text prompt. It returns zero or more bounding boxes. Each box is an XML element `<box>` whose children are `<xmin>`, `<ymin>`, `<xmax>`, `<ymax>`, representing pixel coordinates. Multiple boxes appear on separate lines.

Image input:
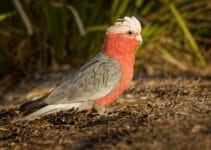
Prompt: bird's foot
<box><xmin>94</xmin><ymin>105</ymin><xmax>110</xmax><ymax>116</ymax></box>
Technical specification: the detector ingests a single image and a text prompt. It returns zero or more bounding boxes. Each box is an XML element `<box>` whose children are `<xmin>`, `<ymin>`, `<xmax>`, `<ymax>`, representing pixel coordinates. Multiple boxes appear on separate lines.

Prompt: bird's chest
<box><xmin>92</xmin><ymin>54</ymin><xmax>135</xmax><ymax>106</ymax></box>
<box><xmin>119</xmin><ymin>62</ymin><xmax>134</xmax><ymax>90</ymax></box>
<box><xmin>117</xmin><ymin>55</ymin><xmax>135</xmax><ymax>91</ymax></box>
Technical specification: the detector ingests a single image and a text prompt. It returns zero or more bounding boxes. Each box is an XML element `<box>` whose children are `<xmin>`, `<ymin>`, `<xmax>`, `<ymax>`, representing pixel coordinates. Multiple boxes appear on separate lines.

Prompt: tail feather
<box><xmin>19</xmin><ymin>95</ymin><xmax>48</xmax><ymax>113</ymax></box>
<box><xmin>15</xmin><ymin>103</ymin><xmax>81</xmax><ymax>122</ymax></box>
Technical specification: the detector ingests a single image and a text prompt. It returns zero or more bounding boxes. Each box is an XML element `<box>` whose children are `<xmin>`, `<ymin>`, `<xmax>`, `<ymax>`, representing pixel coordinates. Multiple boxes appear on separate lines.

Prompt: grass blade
<box><xmin>12</xmin><ymin>0</ymin><xmax>33</xmax><ymax>35</ymax></box>
<box><xmin>157</xmin><ymin>44</ymin><xmax>187</xmax><ymax>70</ymax></box>
<box><xmin>0</xmin><ymin>12</ymin><xmax>15</xmax><ymax>21</ymax></box>
<box><xmin>169</xmin><ymin>2</ymin><xmax>206</xmax><ymax>66</ymax></box>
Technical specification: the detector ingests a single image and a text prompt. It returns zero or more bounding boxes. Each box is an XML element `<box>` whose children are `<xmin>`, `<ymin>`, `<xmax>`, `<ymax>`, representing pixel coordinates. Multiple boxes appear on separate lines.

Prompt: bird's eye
<box><xmin>126</xmin><ymin>30</ymin><xmax>133</xmax><ymax>35</ymax></box>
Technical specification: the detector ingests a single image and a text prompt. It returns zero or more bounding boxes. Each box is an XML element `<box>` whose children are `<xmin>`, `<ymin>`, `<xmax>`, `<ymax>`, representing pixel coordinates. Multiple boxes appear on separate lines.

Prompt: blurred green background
<box><xmin>0</xmin><ymin>0</ymin><xmax>210</xmax><ymax>79</ymax></box>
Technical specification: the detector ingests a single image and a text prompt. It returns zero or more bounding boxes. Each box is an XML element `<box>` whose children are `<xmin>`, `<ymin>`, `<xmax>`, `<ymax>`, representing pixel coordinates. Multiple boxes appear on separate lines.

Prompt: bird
<box><xmin>16</xmin><ymin>16</ymin><xmax>142</xmax><ymax>121</ymax></box>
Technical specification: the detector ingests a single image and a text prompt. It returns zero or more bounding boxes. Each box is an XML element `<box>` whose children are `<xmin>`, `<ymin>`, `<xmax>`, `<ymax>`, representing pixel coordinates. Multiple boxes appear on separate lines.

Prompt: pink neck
<box><xmin>103</xmin><ymin>33</ymin><xmax>138</xmax><ymax>62</ymax></box>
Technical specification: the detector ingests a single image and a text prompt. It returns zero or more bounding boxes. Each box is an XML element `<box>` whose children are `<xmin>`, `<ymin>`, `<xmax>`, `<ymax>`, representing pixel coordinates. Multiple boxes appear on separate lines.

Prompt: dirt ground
<box><xmin>0</xmin><ymin>71</ymin><xmax>210</xmax><ymax>150</ymax></box>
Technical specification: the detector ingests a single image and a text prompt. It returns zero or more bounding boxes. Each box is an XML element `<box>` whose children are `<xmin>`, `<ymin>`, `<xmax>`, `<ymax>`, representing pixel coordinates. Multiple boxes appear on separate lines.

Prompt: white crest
<box><xmin>107</xmin><ymin>16</ymin><xmax>141</xmax><ymax>34</ymax></box>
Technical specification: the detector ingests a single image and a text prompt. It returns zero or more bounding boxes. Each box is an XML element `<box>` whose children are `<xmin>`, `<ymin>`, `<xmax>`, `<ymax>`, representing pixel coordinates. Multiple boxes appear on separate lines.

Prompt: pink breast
<box><xmin>93</xmin><ymin>54</ymin><xmax>134</xmax><ymax>106</ymax></box>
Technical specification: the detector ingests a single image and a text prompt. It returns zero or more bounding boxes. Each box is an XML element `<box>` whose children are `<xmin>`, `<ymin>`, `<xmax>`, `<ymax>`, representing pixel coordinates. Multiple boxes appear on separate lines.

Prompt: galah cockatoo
<box><xmin>17</xmin><ymin>16</ymin><xmax>142</xmax><ymax>121</ymax></box>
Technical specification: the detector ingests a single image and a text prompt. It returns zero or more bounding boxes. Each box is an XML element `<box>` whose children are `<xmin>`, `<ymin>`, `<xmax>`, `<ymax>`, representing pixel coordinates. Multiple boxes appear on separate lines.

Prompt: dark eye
<box><xmin>126</xmin><ymin>30</ymin><xmax>133</xmax><ymax>35</ymax></box>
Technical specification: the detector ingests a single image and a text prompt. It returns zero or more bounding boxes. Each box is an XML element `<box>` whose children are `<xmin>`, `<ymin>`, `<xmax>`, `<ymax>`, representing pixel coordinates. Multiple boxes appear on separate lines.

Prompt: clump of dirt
<box><xmin>0</xmin><ymin>72</ymin><xmax>210</xmax><ymax>149</ymax></box>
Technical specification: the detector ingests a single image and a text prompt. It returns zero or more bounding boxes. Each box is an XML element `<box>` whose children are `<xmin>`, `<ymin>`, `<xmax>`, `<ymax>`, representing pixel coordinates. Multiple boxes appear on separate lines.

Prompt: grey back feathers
<box><xmin>16</xmin><ymin>53</ymin><xmax>121</xmax><ymax>121</ymax></box>
<box><xmin>45</xmin><ymin>53</ymin><xmax>122</xmax><ymax>104</ymax></box>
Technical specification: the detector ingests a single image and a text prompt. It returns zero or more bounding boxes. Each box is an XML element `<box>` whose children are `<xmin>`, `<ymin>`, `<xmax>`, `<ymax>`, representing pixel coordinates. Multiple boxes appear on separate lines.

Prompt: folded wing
<box><xmin>45</xmin><ymin>53</ymin><xmax>122</xmax><ymax>105</ymax></box>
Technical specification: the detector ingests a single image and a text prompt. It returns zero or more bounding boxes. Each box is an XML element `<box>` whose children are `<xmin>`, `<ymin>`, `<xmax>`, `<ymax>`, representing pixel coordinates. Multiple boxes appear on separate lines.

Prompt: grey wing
<box><xmin>45</xmin><ymin>53</ymin><xmax>122</xmax><ymax>104</ymax></box>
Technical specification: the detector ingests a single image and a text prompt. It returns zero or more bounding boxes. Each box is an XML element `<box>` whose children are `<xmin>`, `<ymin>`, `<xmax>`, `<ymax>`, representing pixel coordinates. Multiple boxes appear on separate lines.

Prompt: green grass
<box><xmin>0</xmin><ymin>0</ymin><xmax>210</xmax><ymax>77</ymax></box>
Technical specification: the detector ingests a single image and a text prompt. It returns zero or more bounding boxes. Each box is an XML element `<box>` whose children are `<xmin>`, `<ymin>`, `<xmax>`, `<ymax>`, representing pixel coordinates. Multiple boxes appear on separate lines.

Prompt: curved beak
<box><xmin>136</xmin><ymin>34</ymin><xmax>142</xmax><ymax>43</ymax></box>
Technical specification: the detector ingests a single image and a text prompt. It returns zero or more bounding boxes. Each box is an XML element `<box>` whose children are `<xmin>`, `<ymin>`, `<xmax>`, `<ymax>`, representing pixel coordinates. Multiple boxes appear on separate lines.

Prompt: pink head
<box><xmin>103</xmin><ymin>16</ymin><xmax>142</xmax><ymax>58</ymax></box>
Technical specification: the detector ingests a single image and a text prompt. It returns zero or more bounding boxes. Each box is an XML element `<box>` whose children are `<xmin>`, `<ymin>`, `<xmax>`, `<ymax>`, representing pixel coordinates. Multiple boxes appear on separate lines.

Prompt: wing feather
<box><xmin>45</xmin><ymin>53</ymin><xmax>121</xmax><ymax>104</ymax></box>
